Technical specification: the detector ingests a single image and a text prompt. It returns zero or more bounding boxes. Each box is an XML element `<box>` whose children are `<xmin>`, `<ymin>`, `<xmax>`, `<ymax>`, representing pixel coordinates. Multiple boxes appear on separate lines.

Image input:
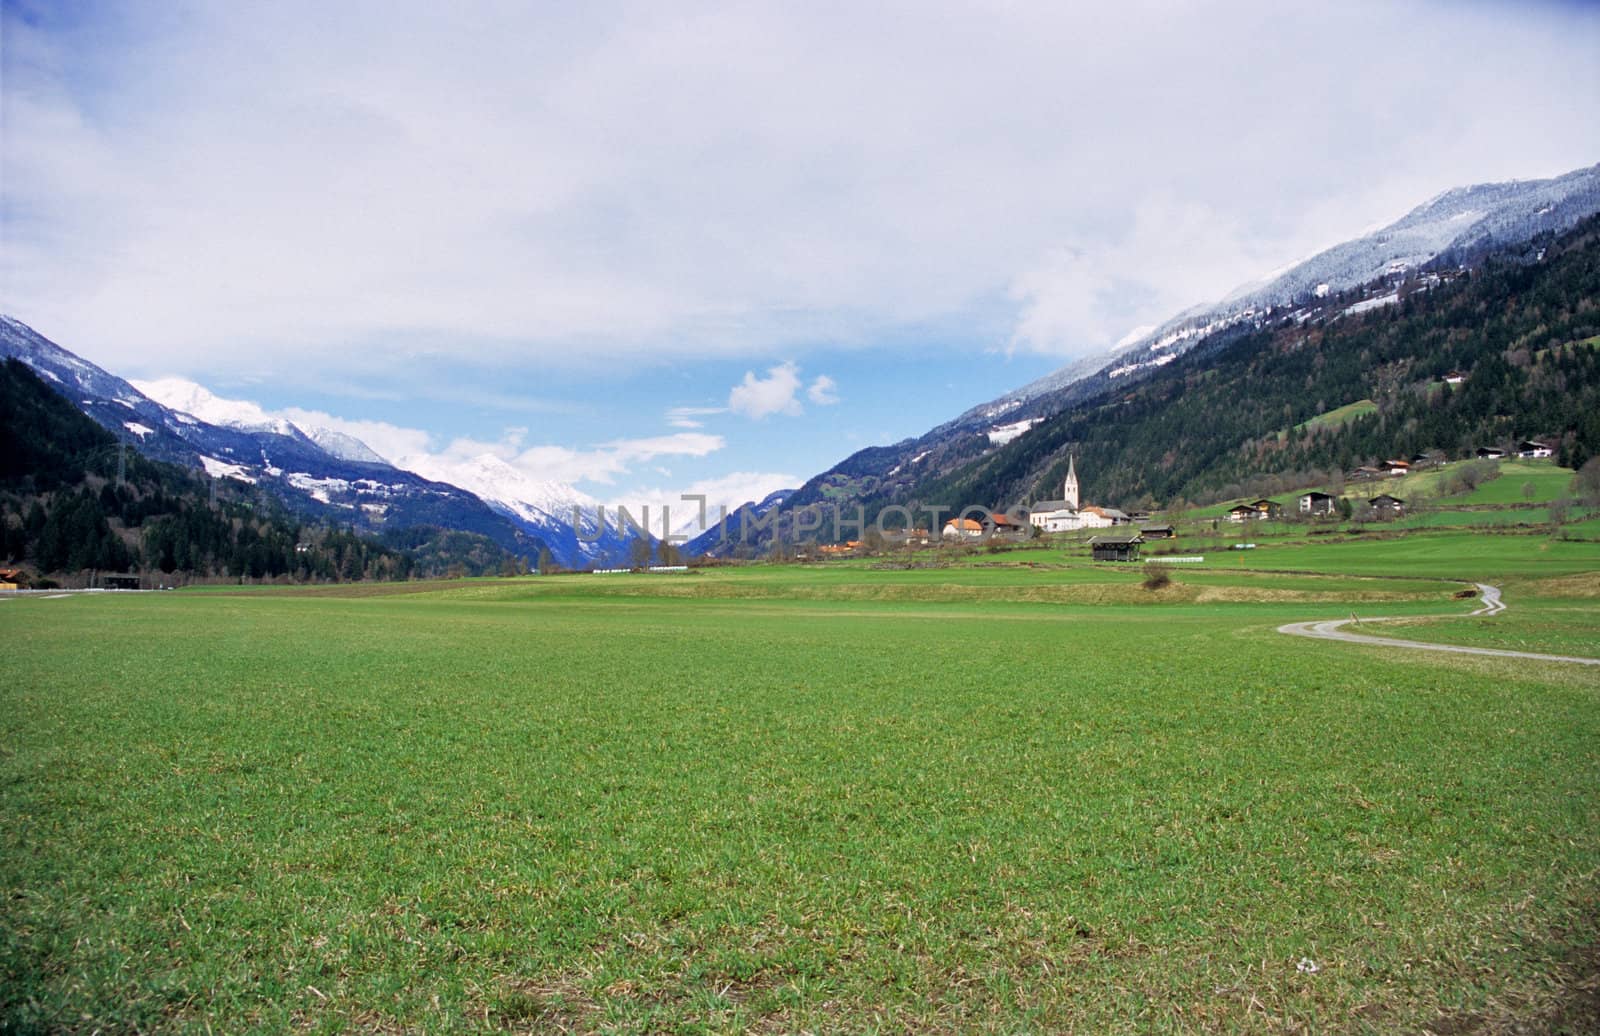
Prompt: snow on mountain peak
<box><xmin>133</xmin><ymin>377</ymin><xmax>277</xmax><ymax>430</ymax></box>
<box><xmin>400</xmin><ymin>451</ymin><xmax>597</xmax><ymax>521</ymax></box>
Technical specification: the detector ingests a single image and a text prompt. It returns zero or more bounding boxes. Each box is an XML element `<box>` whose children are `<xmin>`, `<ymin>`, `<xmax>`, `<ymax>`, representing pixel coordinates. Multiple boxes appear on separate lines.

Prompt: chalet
<box><xmin>1138</xmin><ymin>523</ymin><xmax>1175</xmax><ymax>539</ymax></box>
<box><xmin>1299</xmin><ymin>491</ymin><xmax>1338</xmax><ymax>516</ymax></box>
<box><xmin>1225</xmin><ymin>504</ymin><xmax>1258</xmax><ymax>523</ymax></box>
<box><xmin>1384</xmin><ymin>459</ymin><xmax>1410</xmax><ymax>476</ymax></box>
<box><xmin>1517</xmin><ymin>439</ymin><xmax>1553</xmax><ymax>459</ymax></box>
<box><xmin>1410</xmin><ymin>451</ymin><xmax>1443</xmax><ymax>468</ymax></box>
<box><xmin>1089</xmin><ymin>531</ymin><xmax>1144</xmax><ymax>562</ymax></box>
<box><xmin>1249</xmin><ymin>499</ymin><xmax>1283</xmax><ymax>520</ymax></box>
<box><xmin>1443</xmin><ymin>371</ymin><xmax>1467</xmax><ymax>385</ymax></box>
<box><xmin>1347</xmin><ymin>466</ymin><xmax>1384</xmax><ymax>482</ymax></box>
<box><xmin>1475</xmin><ymin>446</ymin><xmax>1506</xmax><ymax>460</ymax></box>
<box><xmin>986</xmin><ymin>511</ymin><xmax>1028</xmax><ymax>538</ymax></box>
<box><xmin>942</xmin><ymin>518</ymin><xmax>984</xmax><ymax>541</ymax></box>
<box><xmin>1367</xmin><ymin>494</ymin><xmax>1405</xmax><ymax>518</ymax></box>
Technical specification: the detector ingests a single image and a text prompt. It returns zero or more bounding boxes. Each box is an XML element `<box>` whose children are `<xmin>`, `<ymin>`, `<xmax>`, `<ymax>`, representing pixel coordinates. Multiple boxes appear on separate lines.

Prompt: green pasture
<box><xmin>4</xmin><ymin>534</ymin><xmax>1599</xmax><ymax>1033</ymax></box>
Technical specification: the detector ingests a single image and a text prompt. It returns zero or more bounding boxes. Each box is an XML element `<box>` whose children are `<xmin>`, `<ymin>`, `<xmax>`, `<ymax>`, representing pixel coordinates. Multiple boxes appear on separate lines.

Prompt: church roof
<box><xmin>1031</xmin><ymin>500</ymin><xmax>1074</xmax><ymax>512</ymax></box>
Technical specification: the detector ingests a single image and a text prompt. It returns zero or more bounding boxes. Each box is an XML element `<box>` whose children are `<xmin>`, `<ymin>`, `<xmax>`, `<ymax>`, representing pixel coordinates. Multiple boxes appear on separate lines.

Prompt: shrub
<box><xmin>1142</xmin><ymin>564</ymin><xmax>1171</xmax><ymax>591</ymax></box>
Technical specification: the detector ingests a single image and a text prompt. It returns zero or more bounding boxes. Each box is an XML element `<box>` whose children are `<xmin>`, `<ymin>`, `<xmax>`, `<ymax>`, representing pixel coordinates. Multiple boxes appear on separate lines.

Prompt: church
<box><xmin>1027</xmin><ymin>457</ymin><xmax>1129</xmax><ymax>532</ymax></box>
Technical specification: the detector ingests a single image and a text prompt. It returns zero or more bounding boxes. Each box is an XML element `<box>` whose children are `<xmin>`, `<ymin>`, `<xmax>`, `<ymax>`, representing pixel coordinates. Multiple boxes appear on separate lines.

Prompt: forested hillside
<box><xmin>911</xmin><ymin>215</ymin><xmax>1600</xmax><ymax>513</ymax></box>
<box><xmin>0</xmin><ymin>359</ymin><xmax>521</xmax><ymax>584</ymax></box>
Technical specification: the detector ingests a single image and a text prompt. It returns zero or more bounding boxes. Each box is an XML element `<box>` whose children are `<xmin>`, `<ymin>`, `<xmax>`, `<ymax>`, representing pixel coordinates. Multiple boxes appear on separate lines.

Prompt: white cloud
<box><xmin>5</xmin><ymin>3</ymin><xmax>1596</xmax><ymax>379</ymax></box>
<box><xmin>807</xmin><ymin>375</ymin><xmax>839</xmax><ymax>406</ymax></box>
<box><xmin>728</xmin><ymin>362</ymin><xmax>804</xmax><ymax>419</ymax></box>
<box><xmin>666</xmin><ymin>405</ymin><xmax>726</xmax><ymax>429</ymax></box>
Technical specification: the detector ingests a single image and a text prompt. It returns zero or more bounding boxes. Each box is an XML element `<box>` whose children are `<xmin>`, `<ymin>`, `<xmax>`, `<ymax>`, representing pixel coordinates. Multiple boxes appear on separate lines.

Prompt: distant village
<box><xmin>807</xmin><ymin>436</ymin><xmax>1559</xmax><ymax>565</ymax></box>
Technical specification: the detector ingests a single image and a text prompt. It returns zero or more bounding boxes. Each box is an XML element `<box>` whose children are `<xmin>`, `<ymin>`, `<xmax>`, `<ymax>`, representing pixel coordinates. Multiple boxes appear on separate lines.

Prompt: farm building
<box><xmin>1089</xmin><ymin>532</ymin><xmax>1144</xmax><ymax>562</ymax></box>
<box><xmin>1384</xmin><ymin>459</ymin><xmax>1410</xmax><ymax>476</ymax></box>
<box><xmin>986</xmin><ymin>511</ymin><xmax>1028</xmax><ymax>538</ymax></box>
<box><xmin>942</xmin><ymin>518</ymin><xmax>984</xmax><ymax>541</ymax></box>
<box><xmin>1139</xmin><ymin>523</ymin><xmax>1175</xmax><ymax>539</ymax></box>
<box><xmin>1368</xmin><ymin>494</ymin><xmax>1406</xmax><ymax>518</ymax></box>
<box><xmin>1517</xmin><ymin>440</ymin><xmax>1553</xmax><ymax>459</ymax></box>
<box><xmin>1476</xmin><ymin>446</ymin><xmax>1506</xmax><ymax>459</ymax></box>
<box><xmin>1299</xmin><ymin>491</ymin><xmax>1338</xmax><ymax>516</ymax></box>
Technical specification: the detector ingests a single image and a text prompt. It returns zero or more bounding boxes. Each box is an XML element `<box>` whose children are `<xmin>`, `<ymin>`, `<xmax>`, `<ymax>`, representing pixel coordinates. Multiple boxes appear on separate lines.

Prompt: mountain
<box><xmin>0</xmin><ymin>356</ymin><xmax>522</xmax><ymax>583</ymax></box>
<box><xmin>750</xmin><ymin>163</ymin><xmax>1600</xmax><ymax>545</ymax></box>
<box><xmin>0</xmin><ymin>317</ymin><xmax>653</xmax><ymax>570</ymax></box>
<box><xmin>682</xmin><ymin>488</ymin><xmax>793</xmax><ymax>558</ymax></box>
<box><xmin>399</xmin><ymin>452</ymin><xmax>639</xmax><ymax>568</ymax></box>
<box><xmin>0</xmin><ymin>316</ymin><xmax>569</xmax><ymax>564</ymax></box>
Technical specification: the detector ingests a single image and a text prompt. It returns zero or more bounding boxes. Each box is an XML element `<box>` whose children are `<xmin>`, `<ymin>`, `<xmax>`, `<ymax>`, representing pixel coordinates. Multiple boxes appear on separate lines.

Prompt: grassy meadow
<box><xmin>4</xmin><ymin>530</ymin><xmax>1600</xmax><ymax>1033</ymax></box>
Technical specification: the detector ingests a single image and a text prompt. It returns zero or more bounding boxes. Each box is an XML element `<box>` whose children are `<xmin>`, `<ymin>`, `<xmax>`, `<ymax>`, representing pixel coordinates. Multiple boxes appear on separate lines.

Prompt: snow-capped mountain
<box><xmin>746</xmin><ymin>162</ymin><xmax>1600</xmax><ymax>550</ymax></box>
<box><xmin>133</xmin><ymin>377</ymin><xmax>389</xmax><ymax>464</ymax></box>
<box><xmin>0</xmin><ymin>316</ymin><xmax>633</xmax><ymax>568</ymax></box>
<box><xmin>400</xmin><ymin>451</ymin><xmax>639</xmax><ymax>565</ymax></box>
<box><xmin>997</xmin><ymin>161</ymin><xmax>1600</xmax><ymax>410</ymax></box>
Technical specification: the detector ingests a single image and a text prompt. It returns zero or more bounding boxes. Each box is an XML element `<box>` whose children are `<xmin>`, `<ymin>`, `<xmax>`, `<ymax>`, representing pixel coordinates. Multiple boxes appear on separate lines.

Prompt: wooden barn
<box><xmin>1089</xmin><ymin>532</ymin><xmax>1144</xmax><ymax>562</ymax></box>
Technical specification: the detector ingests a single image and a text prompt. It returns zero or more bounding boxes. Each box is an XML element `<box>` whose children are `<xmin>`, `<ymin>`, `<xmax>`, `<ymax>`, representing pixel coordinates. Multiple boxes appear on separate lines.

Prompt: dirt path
<box><xmin>1277</xmin><ymin>583</ymin><xmax>1599</xmax><ymax>666</ymax></box>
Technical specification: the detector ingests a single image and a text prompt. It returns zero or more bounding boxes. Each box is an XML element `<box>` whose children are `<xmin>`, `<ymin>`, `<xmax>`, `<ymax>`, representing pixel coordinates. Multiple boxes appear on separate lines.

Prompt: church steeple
<box><xmin>1064</xmin><ymin>455</ymin><xmax>1079</xmax><ymax>511</ymax></box>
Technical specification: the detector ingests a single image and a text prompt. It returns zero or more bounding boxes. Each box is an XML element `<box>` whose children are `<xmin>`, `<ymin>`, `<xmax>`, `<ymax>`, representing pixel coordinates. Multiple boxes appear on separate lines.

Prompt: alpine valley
<box><xmin>0</xmin><ymin>316</ymin><xmax>638</xmax><ymax>571</ymax></box>
<box><xmin>4</xmin><ymin>162</ymin><xmax>1600</xmax><ymax>570</ymax></box>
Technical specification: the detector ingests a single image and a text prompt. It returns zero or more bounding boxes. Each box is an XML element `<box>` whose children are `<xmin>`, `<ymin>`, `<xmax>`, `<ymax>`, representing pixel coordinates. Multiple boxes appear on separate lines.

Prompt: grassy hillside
<box><xmin>5</xmin><ymin>533</ymin><xmax>1599</xmax><ymax>1033</ymax></box>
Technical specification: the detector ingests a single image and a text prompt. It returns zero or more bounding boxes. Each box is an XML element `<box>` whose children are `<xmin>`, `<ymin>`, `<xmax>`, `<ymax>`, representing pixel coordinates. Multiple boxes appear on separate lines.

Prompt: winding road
<box><xmin>1277</xmin><ymin>582</ymin><xmax>1600</xmax><ymax>666</ymax></box>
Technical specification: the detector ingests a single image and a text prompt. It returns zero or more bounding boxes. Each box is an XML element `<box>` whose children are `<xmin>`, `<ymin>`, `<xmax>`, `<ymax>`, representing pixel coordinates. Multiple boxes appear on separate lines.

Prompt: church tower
<box><xmin>1064</xmin><ymin>455</ymin><xmax>1079</xmax><ymax>511</ymax></box>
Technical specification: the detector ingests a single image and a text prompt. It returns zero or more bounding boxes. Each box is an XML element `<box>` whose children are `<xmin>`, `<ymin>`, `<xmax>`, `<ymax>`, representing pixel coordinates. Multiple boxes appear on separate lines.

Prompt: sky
<box><xmin>3</xmin><ymin>0</ymin><xmax>1598</xmax><ymax>513</ymax></box>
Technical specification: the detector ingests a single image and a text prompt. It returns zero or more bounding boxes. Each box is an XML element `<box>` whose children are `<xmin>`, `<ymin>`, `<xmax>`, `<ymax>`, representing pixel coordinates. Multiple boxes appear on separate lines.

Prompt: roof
<box><xmin>944</xmin><ymin>518</ymin><xmax>983</xmax><ymax>531</ymax></box>
<box><xmin>1139</xmin><ymin>523</ymin><xmax>1174</xmax><ymax>532</ymax></box>
<box><xmin>1030</xmin><ymin>500</ymin><xmax>1073</xmax><ymax>512</ymax></box>
<box><xmin>1089</xmin><ymin>532</ymin><xmax>1144</xmax><ymax>545</ymax></box>
<box><xmin>1227</xmin><ymin>504</ymin><xmax>1256</xmax><ymax>513</ymax></box>
<box><xmin>989</xmin><ymin>511</ymin><xmax>1023</xmax><ymax>527</ymax></box>
<box><xmin>1301</xmin><ymin>490</ymin><xmax>1336</xmax><ymax>500</ymax></box>
<box><xmin>1250</xmin><ymin>499</ymin><xmax>1278</xmax><ymax>508</ymax></box>
<box><xmin>1368</xmin><ymin>494</ymin><xmax>1404</xmax><ymax>504</ymax></box>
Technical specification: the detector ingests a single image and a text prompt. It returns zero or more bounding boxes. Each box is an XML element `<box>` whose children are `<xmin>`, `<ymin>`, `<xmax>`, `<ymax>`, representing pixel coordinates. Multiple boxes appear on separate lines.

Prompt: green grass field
<box><xmin>5</xmin><ymin>533</ymin><xmax>1600</xmax><ymax>1033</ymax></box>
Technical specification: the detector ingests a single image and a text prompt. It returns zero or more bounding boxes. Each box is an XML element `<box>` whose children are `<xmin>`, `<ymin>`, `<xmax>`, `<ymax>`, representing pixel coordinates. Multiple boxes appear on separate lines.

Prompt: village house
<box><xmin>1299</xmin><ymin>490</ymin><xmax>1338</xmax><ymax>516</ymax></box>
<box><xmin>1249</xmin><ymin>499</ymin><xmax>1283</xmax><ymax>520</ymax></box>
<box><xmin>1476</xmin><ymin>446</ymin><xmax>1507</xmax><ymax>460</ymax></box>
<box><xmin>1384</xmin><ymin>459</ymin><xmax>1410</xmax><ymax>476</ymax></box>
<box><xmin>0</xmin><ymin>567</ymin><xmax>24</xmax><ymax>590</ymax></box>
<box><xmin>1517</xmin><ymin>439</ymin><xmax>1553</xmax><ymax>459</ymax></box>
<box><xmin>942</xmin><ymin>518</ymin><xmax>985</xmax><ymax>541</ymax></box>
<box><xmin>1226</xmin><ymin>504</ymin><xmax>1259</xmax><ymax>523</ymax></box>
<box><xmin>986</xmin><ymin>511</ymin><xmax>1028</xmax><ymax>538</ymax></box>
<box><xmin>1089</xmin><ymin>531</ymin><xmax>1144</xmax><ymax>562</ymax></box>
<box><xmin>1368</xmin><ymin>494</ymin><xmax>1406</xmax><ymax>518</ymax></box>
